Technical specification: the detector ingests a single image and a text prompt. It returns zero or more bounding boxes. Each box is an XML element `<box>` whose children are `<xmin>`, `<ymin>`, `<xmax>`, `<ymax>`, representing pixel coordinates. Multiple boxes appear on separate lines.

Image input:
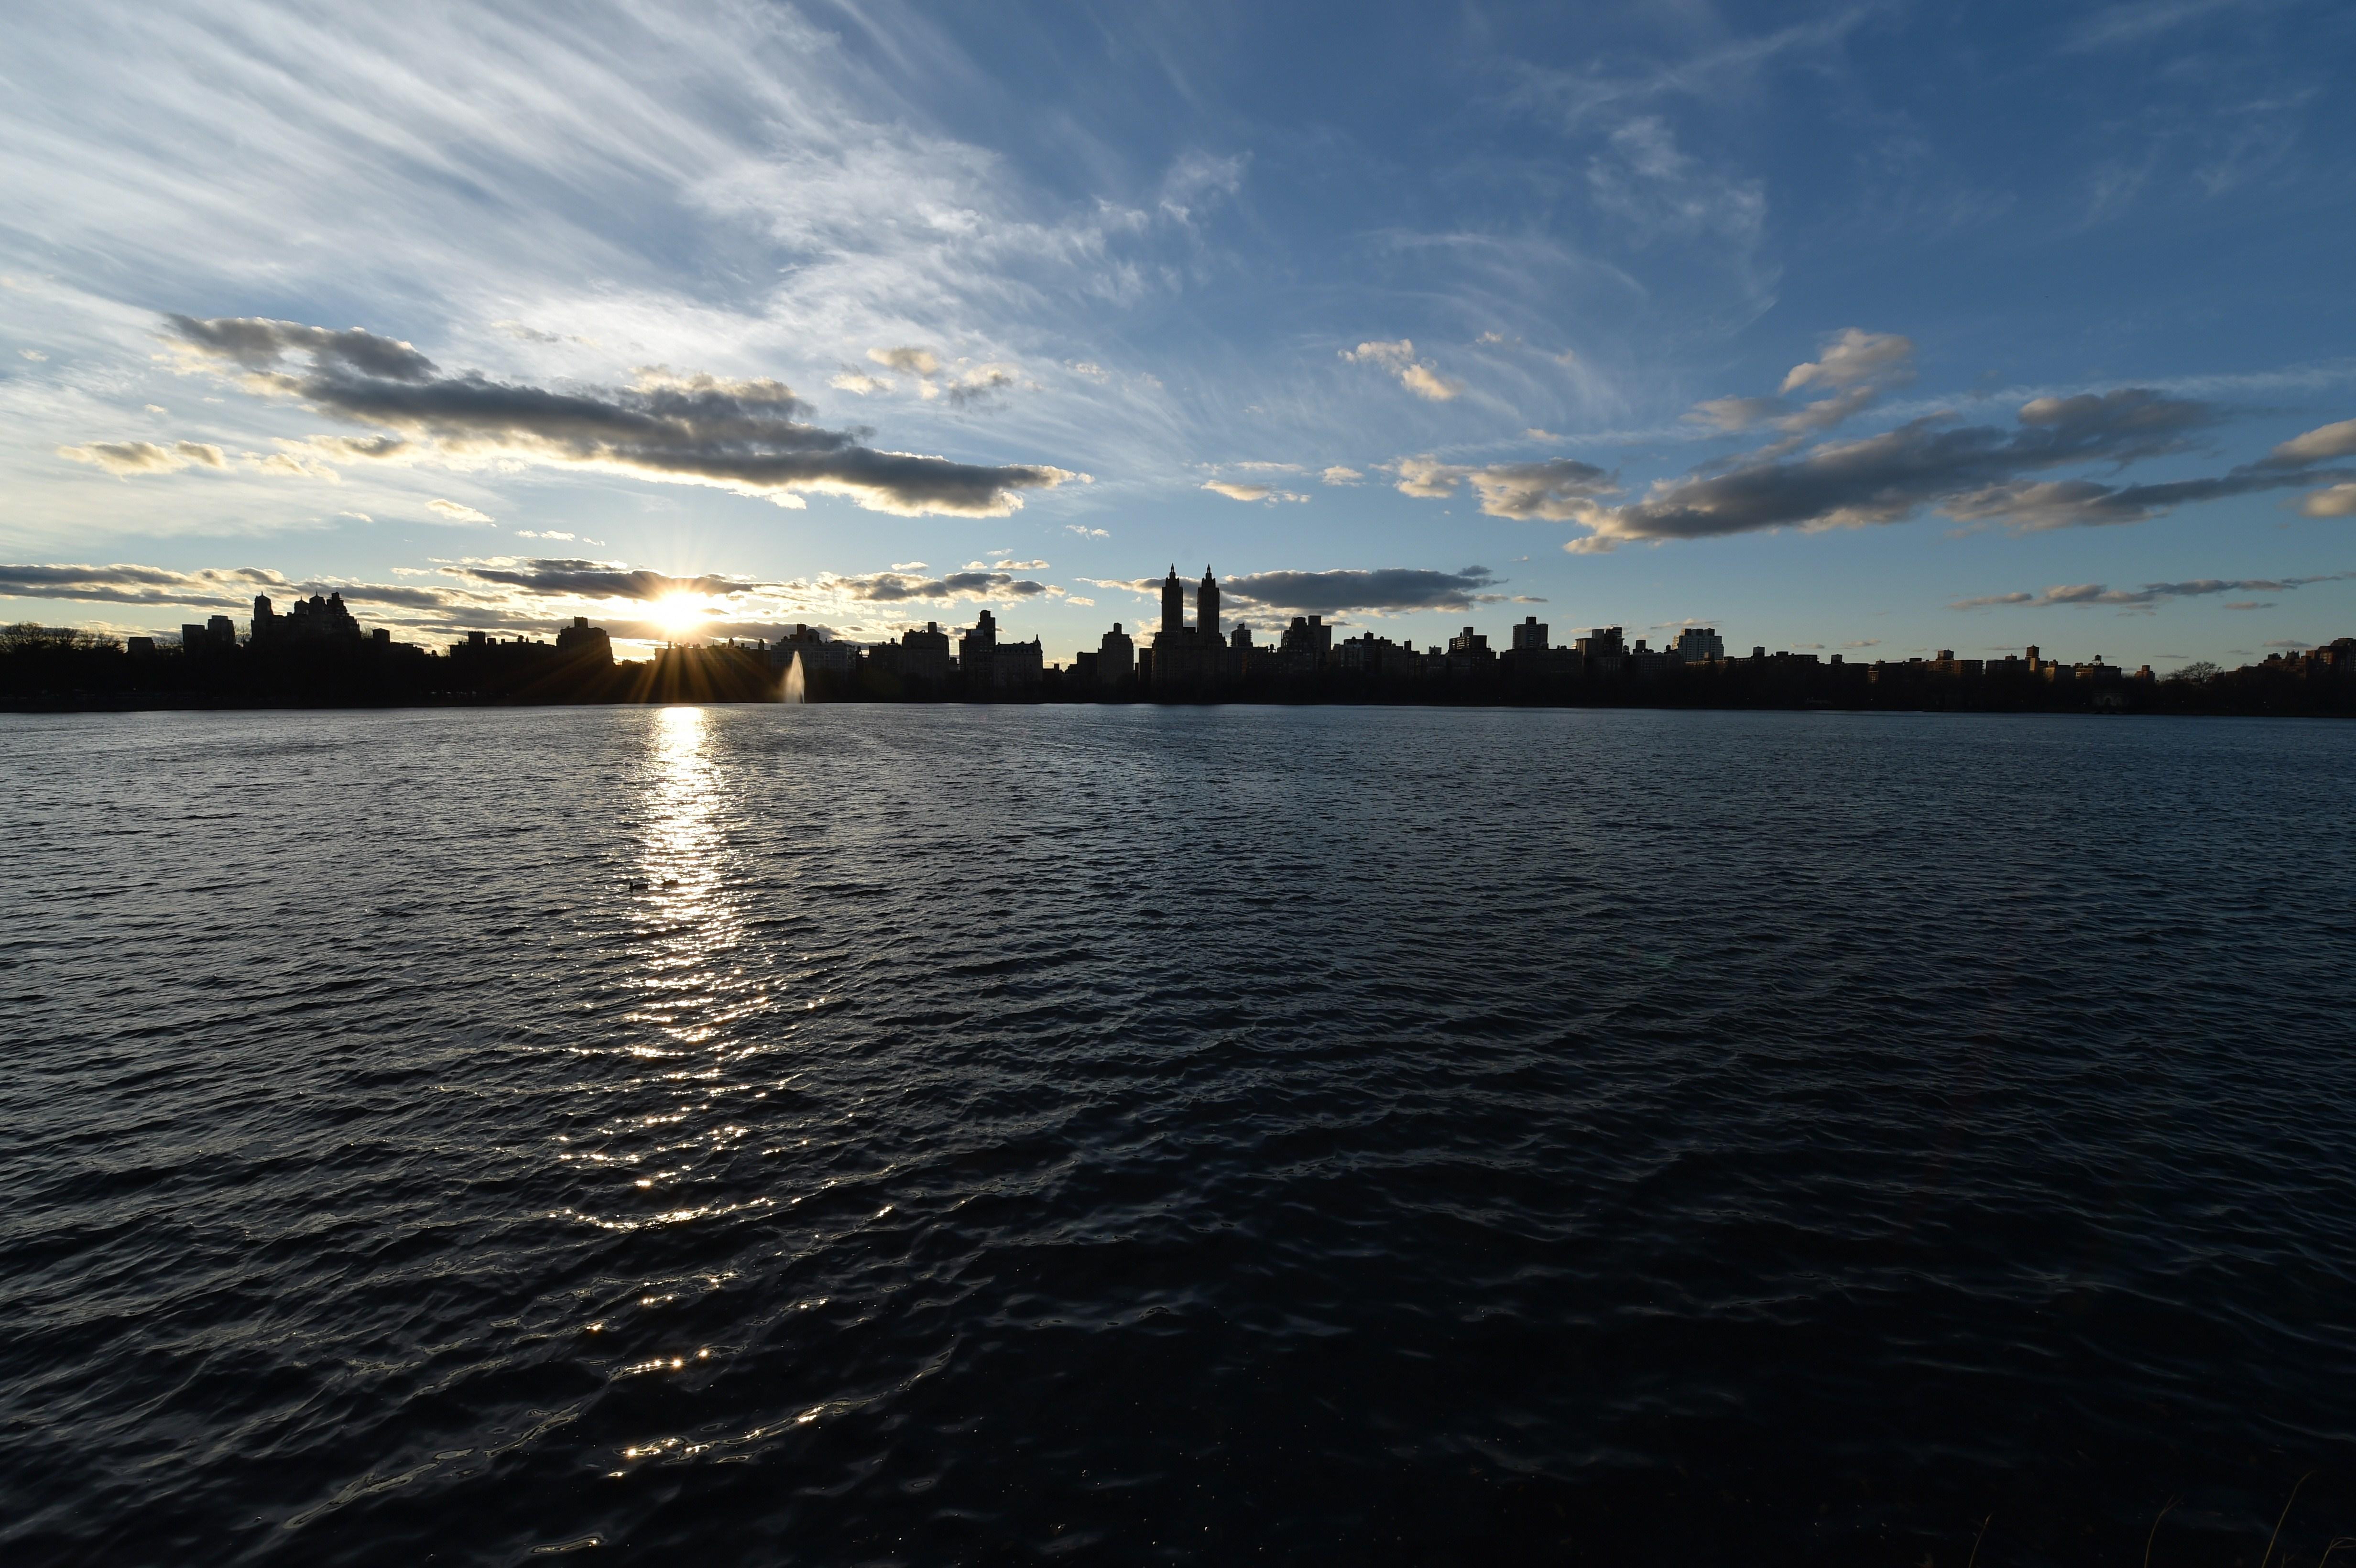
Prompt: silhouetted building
<box><xmin>1097</xmin><ymin>622</ymin><xmax>1134</xmax><ymax>686</ymax></box>
<box><xmin>1276</xmin><ymin>614</ymin><xmax>1331</xmax><ymax>674</ymax></box>
<box><xmin>879</xmin><ymin>621</ymin><xmax>952</xmax><ymax>684</ymax></box>
<box><xmin>556</xmin><ymin>616</ymin><xmax>612</xmax><ymax>664</ymax></box>
<box><xmin>1510</xmin><ymin>616</ymin><xmax>1548</xmax><ymax>653</ymax></box>
<box><xmin>959</xmin><ymin>610</ymin><xmax>1041</xmax><ymax>692</ymax></box>
<box><xmin>1675</xmin><ymin>627</ymin><xmax>1724</xmax><ymax>662</ymax></box>
<box><xmin>1150</xmin><ymin>566</ymin><xmax>1235</xmax><ymax>686</ymax></box>
<box><xmin>255</xmin><ymin>590</ymin><xmax>363</xmax><ymax>642</ymax></box>
<box><xmin>1445</xmin><ymin>626</ymin><xmax>1495</xmax><ymax>676</ymax></box>
<box><xmin>1574</xmin><ymin>626</ymin><xmax>1624</xmax><ymax>676</ymax></box>
<box><xmin>770</xmin><ymin>622</ymin><xmax>855</xmax><ymax>677</ymax></box>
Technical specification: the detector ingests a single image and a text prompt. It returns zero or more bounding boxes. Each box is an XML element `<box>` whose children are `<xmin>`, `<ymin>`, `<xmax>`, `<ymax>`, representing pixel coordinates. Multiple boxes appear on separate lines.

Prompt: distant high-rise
<box><xmin>1511</xmin><ymin>616</ymin><xmax>1548</xmax><ymax>652</ymax></box>
<box><xmin>1097</xmin><ymin>622</ymin><xmax>1134</xmax><ymax>685</ymax></box>
<box><xmin>1675</xmin><ymin>627</ymin><xmax>1724</xmax><ymax>662</ymax></box>
<box><xmin>1149</xmin><ymin>565</ymin><xmax>1233</xmax><ymax>687</ymax></box>
<box><xmin>960</xmin><ymin>609</ymin><xmax>999</xmax><ymax>674</ymax></box>
<box><xmin>556</xmin><ymin>615</ymin><xmax>613</xmax><ymax>664</ymax></box>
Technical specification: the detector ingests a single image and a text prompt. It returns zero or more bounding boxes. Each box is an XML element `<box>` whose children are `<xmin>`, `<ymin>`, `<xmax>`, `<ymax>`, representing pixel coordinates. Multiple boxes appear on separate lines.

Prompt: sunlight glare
<box><xmin>652</xmin><ymin>593</ymin><xmax>706</xmax><ymax>639</ymax></box>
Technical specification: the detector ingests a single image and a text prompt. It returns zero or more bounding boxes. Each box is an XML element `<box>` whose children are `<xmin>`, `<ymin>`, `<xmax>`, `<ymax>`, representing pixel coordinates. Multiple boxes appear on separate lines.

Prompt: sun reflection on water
<box><xmin>633</xmin><ymin>705</ymin><xmax>744</xmax><ymax>1045</ymax></box>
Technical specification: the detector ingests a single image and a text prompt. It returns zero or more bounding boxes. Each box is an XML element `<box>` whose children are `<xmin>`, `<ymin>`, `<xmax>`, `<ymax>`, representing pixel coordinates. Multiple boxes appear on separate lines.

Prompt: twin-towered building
<box><xmin>1145</xmin><ymin>565</ymin><xmax>1251</xmax><ymax>686</ymax></box>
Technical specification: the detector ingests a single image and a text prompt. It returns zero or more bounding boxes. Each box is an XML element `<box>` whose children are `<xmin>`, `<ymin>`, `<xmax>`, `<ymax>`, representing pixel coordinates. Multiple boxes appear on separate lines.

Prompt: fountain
<box><xmin>780</xmin><ymin>648</ymin><xmax>806</xmax><ymax>703</ymax></box>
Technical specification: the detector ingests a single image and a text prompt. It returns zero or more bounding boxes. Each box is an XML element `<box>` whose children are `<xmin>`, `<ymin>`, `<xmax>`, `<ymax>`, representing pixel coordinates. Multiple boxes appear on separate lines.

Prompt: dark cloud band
<box><xmin>161</xmin><ymin>316</ymin><xmax>1080</xmax><ymax>517</ymax></box>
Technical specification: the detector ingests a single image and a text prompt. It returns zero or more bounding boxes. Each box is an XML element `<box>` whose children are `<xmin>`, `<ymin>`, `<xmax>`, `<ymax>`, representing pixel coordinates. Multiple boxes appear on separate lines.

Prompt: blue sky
<box><xmin>2</xmin><ymin>0</ymin><xmax>2352</xmax><ymax>665</ymax></box>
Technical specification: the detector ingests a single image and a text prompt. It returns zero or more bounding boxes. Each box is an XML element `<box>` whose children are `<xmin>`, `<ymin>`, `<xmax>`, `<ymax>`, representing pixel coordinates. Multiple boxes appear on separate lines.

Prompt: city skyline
<box><xmin>4</xmin><ymin>1</ymin><xmax>2356</xmax><ymax>669</ymax></box>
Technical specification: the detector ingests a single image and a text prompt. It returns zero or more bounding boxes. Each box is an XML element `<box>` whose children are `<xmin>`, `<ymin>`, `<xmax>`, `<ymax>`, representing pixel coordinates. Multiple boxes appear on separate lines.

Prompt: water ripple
<box><xmin>2</xmin><ymin>705</ymin><xmax>2354</xmax><ymax>1565</ymax></box>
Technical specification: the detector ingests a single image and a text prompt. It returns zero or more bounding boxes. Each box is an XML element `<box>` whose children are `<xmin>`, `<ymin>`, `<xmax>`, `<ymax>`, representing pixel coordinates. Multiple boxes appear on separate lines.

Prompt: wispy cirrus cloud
<box><xmin>154</xmin><ymin>315</ymin><xmax>1083</xmax><ymax>517</ymax></box>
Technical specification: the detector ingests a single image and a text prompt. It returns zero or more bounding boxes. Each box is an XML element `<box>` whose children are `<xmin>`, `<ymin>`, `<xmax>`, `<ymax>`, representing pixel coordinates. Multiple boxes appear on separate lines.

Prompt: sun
<box><xmin>651</xmin><ymin>593</ymin><xmax>706</xmax><ymax>640</ymax></box>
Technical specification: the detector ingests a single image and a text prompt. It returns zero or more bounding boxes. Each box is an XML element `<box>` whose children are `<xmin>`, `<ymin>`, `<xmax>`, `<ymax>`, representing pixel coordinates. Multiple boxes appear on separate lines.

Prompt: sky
<box><xmin>2</xmin><ymin>0</ymin><xmax>2353</xmax><ymax>667</ymax></box>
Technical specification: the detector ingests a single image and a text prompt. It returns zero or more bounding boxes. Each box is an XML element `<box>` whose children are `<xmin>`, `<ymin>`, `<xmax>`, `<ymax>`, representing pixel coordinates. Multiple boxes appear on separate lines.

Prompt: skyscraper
<box><xmin>1197</xmin><ymin>567</ymin><xmax>1220</xmax><ymax>641</ymax></box>
<box><xmin>1161</xmin><ymin>566</ymin><xmax>1185</xmax><ymax>637</ymax></box>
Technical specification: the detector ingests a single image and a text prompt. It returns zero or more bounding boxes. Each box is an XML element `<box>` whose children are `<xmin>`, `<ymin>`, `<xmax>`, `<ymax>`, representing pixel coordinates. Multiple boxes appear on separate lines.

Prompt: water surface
<box><xmin>4</xmin><ymin>705</ymin><xmax>2354</xmax><ymax>1566</ymax></box>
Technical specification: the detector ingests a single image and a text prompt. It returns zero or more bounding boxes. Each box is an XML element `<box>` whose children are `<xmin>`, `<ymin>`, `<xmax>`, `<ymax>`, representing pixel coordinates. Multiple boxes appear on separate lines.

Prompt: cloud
<box><xmin>0</xmin><ymin>548</ymin><xmax>1048</xmax><ymax>642</ymax></box>
<box><xmin>2300</xmin><ymin>483</ymin><xmax>2356</xmax><ymax>517</ymax></box>
<box><xmin>427</xmin><ymin>499</ymin><xmax>494</xmax><ymax>523</ymax></box>
<box><xmin>445</xmin><ymin>557</ymin><xmax>753</xmax><ymax>599</ymax></box>
<box><xmin>247</xmin><ymin>449</ymin><xmax>339</xmax><ymax>481</ymax></box>
<box><xmin>1687</xmin><ymin>331</ymin><xmax>1916</xmax><ymax>446</ymax></box>
<box><xmin>1583</xmin><ymin>117</ymin><xmax>1772</xmax><ymax>310</ymax></box>
<box><xmin>2062</xmin><ymin>0</ymin><xmax>2249</xmax><ymax>52</ymax></box>
<box><xmin>1342</xmin><ymin>338</ymin><xmax>1462</xmax><ymax>401</ymax></box>
<box><xmin>514</xmin><ymin>530</ymin><xmax>576</xmax><ymax>540</ymax></box>
<box><xmin>890</xmin><ymin>560</ymin><xmax>927</xmax><ymax>570</ymax></box>
<box><xmin>1390</xmin><ymin>455</ymin><xmax>1465</xmax><ymax>499</ymax></box>
<box><xmin>1388</xmin><ymin>455</ymin><xmax>1614</xmax><ymax>519</ymax></box>
<box><xmin>57</xmin><ymin>439</ymin><xmax>227</xmax><ymax>475</ymax></box>
<box><xmin>1557</xmin><ymin>388</ymin><xmax>2263</xmax><ymax>551</ymax></box>
<box><xmin>1686</xmin><ymin>396</ymin><xmax>1784</xmax><ymax>432</ymax></box>
<box><xmin>924</xmin><ymin>364</ymin><xmax>1019</xmax><ymax>408</ymax></box>
<box><xmin>1465</xmin><ymin>459</ymin><xmax>1614</xmax><ymax>521</ymax></box>
<box><xmin>0</xmin><ymin>562</ymin><xmax>284</xmax><ymax>608</ymax></box>
<box><xmin>829</xmin><ymin>370</ymin><xmax>892</xmax><ymax>395</ymax></box>
<box><xmin>20</xmin><ymin>348</ymin><xmax>47</xmax><ymax>361</ymax></box>
<box><xmin>2263</xmin><ymin>417</ymin><xmax>2356</xmax><ymax>467</ymax></box>
<box><xmin>1220</xmin><ymin>566</ymin><xmax>1507</xmax><ymax>616</ymax></box>
<box><xmin>1345</xmin><ymin>339</ymin><xmax>1414</xmax><ymax>370</ymax></box>
<box><xmin>1320</xmin><ymin>466</ymin><xmax>1363</xmax><ymax>485</ymax></box>
<box><xmin>1951</xmin><ymin>572</ymin><xmax>2356</xmax><ymax>610</ymax></box>
<box><xmin>1064</xmin><ymin>525</ymin><xmax>1108</xmax><ymax>537</ymax></box>
<box><xmin>1781</xmin><ymin>329</ymin><xmax>1917</xmax><ymax>394</ymax></box>
<box><xmin>1232</xmin><ymin>461</ymin><xmax>1302</xmax><ymax>473</ymax></box>
<box><xmin>867</xmin><ymin>346</ymin><xmax>940</xmax><ymax>376</ymax></box>
<box><xmin>1203</xmin><ymin>479</ymin><xmax>1307</xmax><ymax>503</ymax></box>
<box><xmin>1398</xmin><ymin>364</ymin><xmax>1465</xmax><ymax>402</ymax></box>
<box><xmin>821</xmin><ymin>569</ymin><xmax>1049</xmax><ymax>603</ymax></box>
<box><xmin>163</xmin><ymin>316</ymin><xmax>1080</xmax><ymax>517</ymax></box>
